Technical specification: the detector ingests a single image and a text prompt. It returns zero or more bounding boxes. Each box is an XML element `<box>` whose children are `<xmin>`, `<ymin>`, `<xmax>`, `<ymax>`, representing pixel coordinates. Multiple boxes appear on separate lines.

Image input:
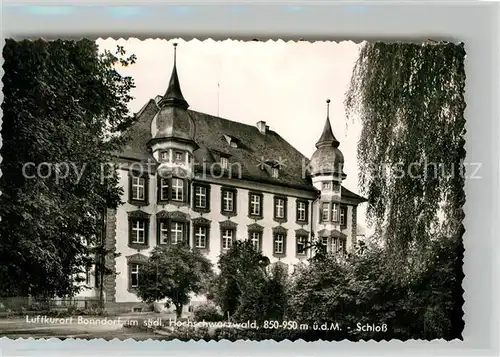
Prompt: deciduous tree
<box><xmin>0</xmin><ymin>39</ymin><xmax>136</xmax><ymax>297</ymax></box>
<box><xmin>136</xmin><ymin>244</ymin><xmax>213</xmax><ymax>318</ymax></box>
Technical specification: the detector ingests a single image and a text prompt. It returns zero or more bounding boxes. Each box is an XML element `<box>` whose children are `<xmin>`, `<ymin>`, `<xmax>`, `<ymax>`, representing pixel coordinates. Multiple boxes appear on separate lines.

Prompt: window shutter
<box><xmin>248</xmin><ymin>192</ymin><xmax>252</xmax><ymax>216</ymax></box>
<box><xmin>167</xmin><ymin>178</ymin><xmax>172</xmax><ymax>201</ymax></box>
<box><xmin>128</xmin><ymin>175</ymin><xmax>133</xmax><ymax>202</ymax></box>
<box><xmin>128</xmin><ymin>219</ymin><xmax>133</xmax><ymax>245</ymax></box>
<box><xmin>283</xmin><ymin>233</ymin><xmax>287</xmax><ymax>256</ymax></box>
<box><xmin>144</xmin><ymin>219</ymin><xmax>149</xmax><ymax>246</ymax></box>
<box><xmin>220</xmin><ymin>189</ymin><xmax>224</xmax><ymax>214</ymax></box>
<box><xmin>167</xmin><ymin>219</ymin><xmax>172</xmax><ymax>245</ymax></box>
<box><xmin>144</xmin><ymin>176</ymin><xmax>149</xmax><ymax>204</ymax></box>
<box><xmin>185</xmin><ymin>221</ymin><xmax>190</xmax><ymax>246</ymax></box>
<box><xmin>156</xmin><ymin>178</ymin><xmax>161</xmax><ymax>202</ymax></box>
<box><xmin>184</xmin><ymin>179</ymin><xmax>189</xmax><ymax>204</ymax></box>
<box><xmin>156</xmin><ymin>220</ymin><xmax>161</xmax><ymax>245</ymax></box>
<box><xmin>127</xmin><ymin>263</ymin><xmax>132</xmax><ymax>290</ymax></box>
<box><xmin>206</xmin><ymin>185</ymin><xmax>211</xmax><ymax>210</ymax></box>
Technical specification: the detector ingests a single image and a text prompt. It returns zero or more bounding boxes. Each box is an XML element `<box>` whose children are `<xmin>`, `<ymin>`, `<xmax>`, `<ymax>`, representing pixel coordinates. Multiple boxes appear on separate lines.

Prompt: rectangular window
<box><xmin>222</xmin><ymin>229</ymin><xmax>233</xmax><ymax>250</ymax></box>
<box><xmin>194</xmin><ymin>226</ymin><xmax>207</xmax><ymax>248</ymax></box>
<box><xmin>172</xmin><ymin>178</ymin><xmax>184</xmax><ymax>201</ymax></box>
<box><xmin>159</xmin><ymin>221</ymin><xmax>169</xmax><ymax>244</ymax></box>
<box><xmin>222</xmin><ymin>190</ymin><xmax>234</xmax><ymax>212</ymax></box>
<box><xmin>272</xmin><ymin>168</ymin><xmax>279</xmax><ymax>178</ymax></box>
<box><xmin>130</xmin><ymin>264</ymin><xmax>140</xmax><ymax>288</ymax></box>
<box><xmin>275</xmin><ymin>198</ymin><xmax>285</xmax><ymax>218</ymax></box>
<box><xmin>321</xmin><ymin>237</ymin><xmax>329</xmax><ymax>250</ymax></box>
<box><xmin>160</xmin><ymin>178</ymin><xmax>169</xmax><ymax>201</ymax></box>
<box><xmin>170</xmin><ymin>222</ymin><xmax>184</xmax><ymax>244</ymax></box>
<box><xmin>131</xmin><ymin>220</ymin><xmax>146</xmax><ymax>244</ymax></box>
<box><xmin>332</xmin><ymin>183</ymin><xmax>341</xmax><ymax>193</ymax></box>
<box><xmin>297</xmin><ymin>201</ymin><xmax>307</xmax><ymax>221</ymax></box>
<box><xmin>250</xmin><ymin>232</ymin><xmax>261</xmax><ymax>251</ymax></box>
<box><xmin>339</xmin><ymin>239</ymin><xmax>346</xmax><ymax>253</ymax></box>
<box><xmin>321</xmin><ymin>202</ymin><xmax>330</xmax><ymax>222</ymax></box>
<box><xmin>160</xmin><ymin>151</ymin><xmax>169</xmax><ymax>161</ymax></box>
<box><xmin>131</xmin><ymin>177</ymin><xmax>146</xmax><ymax>201</ymax></box>
<box><xmin>322</xmin><ymin>182</ymin><xmax>331</xmax><ymax>190</ymax></box>
<box><xmin>175</xmin><ymin>151</ymin><xmax>184</xmax><ymax>162</ymax></box>
<box><xmin>296</xmin><ymin>236</ymin><xmax>306</xmax><ymax>255</ymax></box>
<box><xmin>249</xmin><ymin>193</ymin><xmax>261</xmax><ymax>216</ymax></box>
<box><xmin>331</xmin><ymin>203</ymin><xmax>339</xmax><ymax>222</ymax></box>
<box><xmin>195</xmin><ymin>186</ymin><xmax>207</xmax><ymax>208</ymax></box>
<box><xmin>340</xmin><ymin>206</ymin><xmax>347</xmax><ymax>226</ymax></box>
<box><xmin>274</xmin><ymin>234</ymin><xmax>284</xmax><ymax>254</ymax></box>
<box><xmin>221</xmin><ymin>157</ymin><xmax>229</xmax><ymax>169</ymax></box>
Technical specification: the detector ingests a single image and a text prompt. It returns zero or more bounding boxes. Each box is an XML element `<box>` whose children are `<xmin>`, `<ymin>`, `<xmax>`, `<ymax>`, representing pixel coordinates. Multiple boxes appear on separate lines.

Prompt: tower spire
<box><xmin>159</xmin><ymin>43</ymin><xmax>189</xmax><ymax>110</ymax></box>
<box><xmin>315</xmin><ymin>98</ymin><xmax>339</xmax><ymax>148</ymax></box>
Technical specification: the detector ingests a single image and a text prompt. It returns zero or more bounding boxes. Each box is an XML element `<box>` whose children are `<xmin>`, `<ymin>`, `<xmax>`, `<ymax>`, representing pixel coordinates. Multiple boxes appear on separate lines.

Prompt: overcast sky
<box><xmin>96</xmin><ymin>38</ymin><xmax>368</xmax><ymax>233</ymax></box>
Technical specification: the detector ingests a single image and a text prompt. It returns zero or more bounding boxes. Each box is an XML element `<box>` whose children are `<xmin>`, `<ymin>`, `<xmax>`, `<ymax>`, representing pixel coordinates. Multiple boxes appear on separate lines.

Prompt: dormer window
<box><xmin>272</xmin><ymin>168</ymin><xmax>279</xmax><ymax>178</ymax></box>
<box><xmin>223</xmin><ymin>134</ymin><xmax>240</xmax><ymax>148</ymax></box>
<box><xmin>221</xmin><ymin>157</ymin><xmax>229</xmax><ymax>169</ymax></box>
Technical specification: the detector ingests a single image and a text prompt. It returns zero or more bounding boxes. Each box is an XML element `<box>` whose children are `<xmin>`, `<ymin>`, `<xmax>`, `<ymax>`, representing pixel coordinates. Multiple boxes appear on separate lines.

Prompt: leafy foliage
<box><xmin>289</xmin><ymin>236</ymin><xmax>464</xmax><ymax>340</ymax></box>
<box><xmin>192</xmin><ymin>301</ymin><xmax>224</xmax><ymax>322</ymax></box>
<box><xmin>136</xmin><ymin>244</ymin><xmax>213</xmax><ymax>318</ymax></box>
<box><xmin>0</xmin><ymin>39</ymin><xmax>136</xmax><ymax>297</ymax></box>
<box><xmin>345</xmin><ymin>42</ymin><xmax>466</xmax><ymax>259</ymax></box>
<box><xmin>210</xmin><ymin>240</ymin><xmax>270</xmax><ymax>318</ymax></box>
<box><xmin>210</xmin><ymin>240</ymin><xmax>289</xmax><ymax>324</ymax></box>
<box><xmin>234</xmin><ymin>260</ymin><xmax>289</xmax><ymax>324</ymax></box>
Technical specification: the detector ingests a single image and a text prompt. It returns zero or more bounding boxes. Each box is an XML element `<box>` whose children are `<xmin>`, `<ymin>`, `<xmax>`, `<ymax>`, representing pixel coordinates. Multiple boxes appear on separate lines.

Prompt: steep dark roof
<box><xmin>158</xmin><ymin>43</ymin><xmax>189</xmax><ymax>110</ymax></box>
<box><xmin>316</xmin><ymin>99</ymin><xmax>339</xmax><ymax>149</ymax></box>
<box><xmin>117</xmin><ymin>100</ymin><xmax>314</xmax><ymax>191</ymax></box>
<box><xmin>117</xmin><ymin>98</ymin><xmax>366</xmax><ymax>200</ymax></box>
<box><xmin>188</xmin><ymin>110</ymin><xmax>314</xmax><ymax>190</ymax></box>
<box><xmin>315</xmin><ymin>117</ymin><xmax>340</xmax><ymax>148</ymax></box>
<box><xmin>341</xmin><ymin>186</ymin><xmax>367</xmax><ymax>203</ymax></box>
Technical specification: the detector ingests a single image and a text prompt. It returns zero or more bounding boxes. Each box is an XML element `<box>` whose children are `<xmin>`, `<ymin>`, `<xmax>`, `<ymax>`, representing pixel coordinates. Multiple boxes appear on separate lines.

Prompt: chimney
<box><xmin>256</xmin><ymin>121</ymin><xmax>267</xmax><ymax>134</ymax></box>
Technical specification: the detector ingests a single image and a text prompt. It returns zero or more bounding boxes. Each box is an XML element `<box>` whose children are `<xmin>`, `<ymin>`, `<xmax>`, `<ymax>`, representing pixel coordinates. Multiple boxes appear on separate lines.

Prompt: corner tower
<box><xmin>148</xmin><ymin>43</ymin><xmax>198</xmax><ymax>226</ymax></box>
<box><xmin>309</xmin><ymin>99</ymin><xmax>349</xmax><ymax>254</ymax></box>
<box><xmin>149</xmin><ymin>43</ymin><xmax>198</xmax><ymax>181</ymax></box>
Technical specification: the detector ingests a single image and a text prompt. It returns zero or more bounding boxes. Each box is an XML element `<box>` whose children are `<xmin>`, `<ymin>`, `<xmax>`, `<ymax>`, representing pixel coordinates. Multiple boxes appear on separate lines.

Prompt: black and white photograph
<box><xmin>0</xmin><ymin>38</ymin><xmax>466</xmax><ymax>341</ymax></box>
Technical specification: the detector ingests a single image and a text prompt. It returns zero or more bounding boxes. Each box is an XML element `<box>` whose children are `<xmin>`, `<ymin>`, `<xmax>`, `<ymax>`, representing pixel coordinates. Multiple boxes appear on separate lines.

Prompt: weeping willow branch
<box><xmin>345</xmin><ymin>42</ymin><xmax>466</xmax><ymax>260</ymax></box>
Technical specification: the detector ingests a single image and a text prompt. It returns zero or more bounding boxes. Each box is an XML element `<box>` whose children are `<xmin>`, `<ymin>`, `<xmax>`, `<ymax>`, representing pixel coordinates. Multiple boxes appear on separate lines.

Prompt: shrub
<box><xmin>193</xmin><ymin>302</ymin><xmax>224</xmax><ymax>322</ymax></box>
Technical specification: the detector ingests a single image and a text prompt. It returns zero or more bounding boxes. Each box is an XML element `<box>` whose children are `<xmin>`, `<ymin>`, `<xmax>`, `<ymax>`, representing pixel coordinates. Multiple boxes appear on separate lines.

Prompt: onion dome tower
<box><xmin>309</xmin><ymin>99</ymin><xmax>348</xmax><ymax>254</ymax></box>
<box><xmin>308</xmin><ymin>99</ymin><xmax>346</xmax><ymax>183</ymax></box>
<box><xmin>149</xmin><ymin>43</ymin><xmax>198</xmax><ymax>180</ymax></box>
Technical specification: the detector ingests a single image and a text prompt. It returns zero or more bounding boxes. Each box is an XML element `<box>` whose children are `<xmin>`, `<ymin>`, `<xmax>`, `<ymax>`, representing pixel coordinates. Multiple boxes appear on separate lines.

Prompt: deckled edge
<box><xmin>0</xmin><ymin>38</ymin><xmax>466</xmax><ymax>345</ymax></box>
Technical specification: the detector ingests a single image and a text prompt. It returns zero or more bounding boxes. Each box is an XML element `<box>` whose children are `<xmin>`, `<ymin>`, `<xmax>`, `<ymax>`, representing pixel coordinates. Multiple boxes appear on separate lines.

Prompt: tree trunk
<box><xmin>175</xmin><ymin>303</ymin><xmax>183</xmax><ymax>319</ymax></box>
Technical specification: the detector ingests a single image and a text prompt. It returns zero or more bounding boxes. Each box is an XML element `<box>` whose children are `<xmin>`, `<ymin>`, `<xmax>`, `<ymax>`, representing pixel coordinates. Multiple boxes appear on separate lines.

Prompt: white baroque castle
<box><xmin>80</xmin><ymin>44</ymin><xmax>366</xmax><ymax>312</ymax></box>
